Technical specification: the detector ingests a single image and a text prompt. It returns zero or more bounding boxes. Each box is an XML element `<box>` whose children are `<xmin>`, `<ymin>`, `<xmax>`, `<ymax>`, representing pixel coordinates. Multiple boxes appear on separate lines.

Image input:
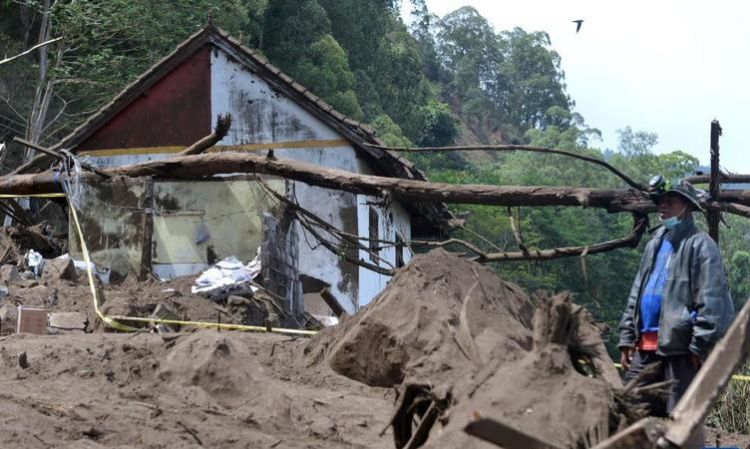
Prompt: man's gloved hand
<box><xmin>620</xmin><ymin>347</ymin><xmax>634</xmax><ymax>370</ymax></box>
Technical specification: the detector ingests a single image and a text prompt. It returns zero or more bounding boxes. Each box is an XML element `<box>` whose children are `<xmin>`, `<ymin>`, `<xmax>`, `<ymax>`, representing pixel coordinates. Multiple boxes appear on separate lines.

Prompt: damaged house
<box><xmin>40</xmin><ymin>26</ymin><xmax>451</xmax><ymax>319</ymax></box>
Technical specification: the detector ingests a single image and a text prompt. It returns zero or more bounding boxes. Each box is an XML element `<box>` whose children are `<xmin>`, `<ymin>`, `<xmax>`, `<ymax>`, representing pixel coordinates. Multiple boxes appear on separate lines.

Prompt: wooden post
<box><xmin>708</xmin><ymin>120</ymin><xmax>722</xmax><ymax>242</ymax></box>
<box><xmin>138</xmin><ymin>178</ymin><xmax>154</xmax><ymax>281</ymax></box>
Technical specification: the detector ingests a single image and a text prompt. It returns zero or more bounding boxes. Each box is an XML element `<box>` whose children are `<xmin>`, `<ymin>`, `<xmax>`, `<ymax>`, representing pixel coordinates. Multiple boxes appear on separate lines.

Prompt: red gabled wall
<box><xmin>78</xmin><ymin>47</ymin><xmax>212</xmax><ymax>152</ymax></box>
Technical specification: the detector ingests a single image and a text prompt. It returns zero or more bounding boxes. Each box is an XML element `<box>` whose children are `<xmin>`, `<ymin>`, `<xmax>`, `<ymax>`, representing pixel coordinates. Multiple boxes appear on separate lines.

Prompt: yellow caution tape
<box><xmin>614</xmin><ymin>363</ymin><xmax>750</xmax><ymax>382</ymax></box>
<box><xmin>0</xmin><ymin>193</ymin><xmax>66</xmax><ymax>198</ymax></box>
<box><xmin>68</xmin><ymin>194</ymin><xmax>142</xmax><ymax>332</ymax></box>
<box><xmin>63</xmin><ymin>193</ymin><xmax>318</xmax><ymax>336</ymax></box>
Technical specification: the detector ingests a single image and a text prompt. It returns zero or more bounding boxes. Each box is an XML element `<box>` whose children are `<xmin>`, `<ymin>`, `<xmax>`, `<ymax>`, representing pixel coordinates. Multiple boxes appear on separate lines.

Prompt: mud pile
<box><xmin>311</xmin><ymin>249</ymin><xmax>534</xmax><ymax>390</ymax></box>
<box><xmin>425</xmin><ymin>293</ymin><xmax>619</xmax><ymax>449</ymax></box>
<box><xmin>307</xmin><ymin>249</ymin><xmax>622</xmax><ymax>449</ymax></box>
<box><xmin>0</xmin><ymin>330</ymin><xmax>394</xmax><ymax>448</ymax></box>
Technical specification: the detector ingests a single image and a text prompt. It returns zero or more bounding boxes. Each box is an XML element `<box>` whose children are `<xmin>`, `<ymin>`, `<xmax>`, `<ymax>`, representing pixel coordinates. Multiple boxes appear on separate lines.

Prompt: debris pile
<box><xmin>0</xmin><ymin>226</ymin><xmax>299</xmax><ymax>334</ymax></box>
<box><xmin>307</xmin><ymin>249</ymin><xmax>624</xmax><ymax>449</ymax></box>
<box><xmin>0</xmin><ymin>246</ymin><xmax>742</xmax><ymax>448</ymax></box>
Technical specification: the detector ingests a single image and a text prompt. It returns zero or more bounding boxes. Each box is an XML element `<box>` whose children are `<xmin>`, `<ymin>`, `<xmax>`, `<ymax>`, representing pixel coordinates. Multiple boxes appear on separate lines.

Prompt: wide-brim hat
<box><xmin>648</xmin><ymin>176</ymin><xmax>705</xmax><ymax>212</ymax></box>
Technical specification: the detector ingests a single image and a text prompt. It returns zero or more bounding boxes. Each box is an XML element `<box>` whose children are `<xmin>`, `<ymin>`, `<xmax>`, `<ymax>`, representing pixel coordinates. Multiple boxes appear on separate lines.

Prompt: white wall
<box><xmin>211</xmin><ymin>49</ymin><xmax>394</xmax><ymax>314</ymax></box>
<box><xmin>357</xmin><ymin>197</ymin><xmax>413</xmax><ymax>309</ymax></box>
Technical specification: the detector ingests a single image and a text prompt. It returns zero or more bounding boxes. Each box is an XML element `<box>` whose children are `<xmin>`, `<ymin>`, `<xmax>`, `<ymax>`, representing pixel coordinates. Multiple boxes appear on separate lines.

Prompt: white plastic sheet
<box><xmin>25</xmin><ymin>250</ymin><xmax>44</xmax><ymax>277</ymax></box>
<box><xmin>191</xmin><ymin>251</ymin><xmax>262</xmax><ymax>301</ymax></box>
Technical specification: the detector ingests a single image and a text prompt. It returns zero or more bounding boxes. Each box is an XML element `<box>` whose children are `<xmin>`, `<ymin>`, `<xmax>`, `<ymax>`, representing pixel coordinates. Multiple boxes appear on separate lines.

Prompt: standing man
<box><xmin>618</xmin><ymin>176</ymin><xmax>735</xmax><ymax>416</ymax></box>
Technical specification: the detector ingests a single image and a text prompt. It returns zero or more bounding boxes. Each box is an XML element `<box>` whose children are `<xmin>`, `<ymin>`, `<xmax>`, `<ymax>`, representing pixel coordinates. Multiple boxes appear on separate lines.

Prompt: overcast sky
<box><xmin>404</xmin><ymin>0</ymin><xmax>750</xmax><ymax>173</ymax></box>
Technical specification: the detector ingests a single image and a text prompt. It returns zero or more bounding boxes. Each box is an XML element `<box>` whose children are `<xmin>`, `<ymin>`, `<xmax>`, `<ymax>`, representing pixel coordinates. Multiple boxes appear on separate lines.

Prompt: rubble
<box><xmin>41</xmin><ymin>256</ymin><xmax>77</xmax><ymax>282</ymax></box>
<box><xmin>49</xmin><ymin>312</ymin><xmax>87</xmax><ymax>331</ymax></box>
<box><xmin>0</xmin><ymin>247</ymin><xmax>737</xmax><ymax>448</ymax></box>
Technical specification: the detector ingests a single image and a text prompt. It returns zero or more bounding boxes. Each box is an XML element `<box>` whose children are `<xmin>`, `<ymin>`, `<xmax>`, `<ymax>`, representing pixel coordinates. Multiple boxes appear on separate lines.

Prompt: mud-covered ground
<box><xmin>0</xmin><ymin>247</ymin><xmax>743</xmax><ymax>449</ymax></box>
<box><xmin>0</xmin><ymin>330</ymin><xmax>393</xmax><ymax>449</ymax></box>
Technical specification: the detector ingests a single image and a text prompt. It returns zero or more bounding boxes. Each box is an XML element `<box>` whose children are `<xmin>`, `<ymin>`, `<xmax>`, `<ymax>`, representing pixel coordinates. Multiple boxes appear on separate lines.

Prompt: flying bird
<box><xmin>572</xmin><ymin>19</ymin><xmax>584</xmax><ymax>33</ymax></box>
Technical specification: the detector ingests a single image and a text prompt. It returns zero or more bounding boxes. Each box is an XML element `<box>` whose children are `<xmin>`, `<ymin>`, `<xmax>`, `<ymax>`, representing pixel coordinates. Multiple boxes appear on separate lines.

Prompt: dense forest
<box><xmin>2</xmin><ymin>0</ymin><xmax>750</xmax><ymax>368</ymax></box>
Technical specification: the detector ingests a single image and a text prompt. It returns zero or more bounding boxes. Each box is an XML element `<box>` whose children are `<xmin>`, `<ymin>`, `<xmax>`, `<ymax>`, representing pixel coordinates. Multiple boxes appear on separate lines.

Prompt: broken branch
<box><xmin>508</xmin><ymin>207</ymin><xmax>529</xmax><ymax>255</ymax></box>
<box><xmin>474</xmin><ymin>214</ymin><xmax>647</xmax><ymax>262</ymax></box>
<box><xmin>12</xmin><ymin>137</ymin><xmax>112</xmax><ymax>178</ymax></box>
<box><xmin>0</xmin><ymin>37</ymin><xmax>62</xmax><ymax>66</ymax></box>
<box><xmin>179</xmin><ymin>113</ymin><xmax>232</xmax><ymax>156</ymax></box>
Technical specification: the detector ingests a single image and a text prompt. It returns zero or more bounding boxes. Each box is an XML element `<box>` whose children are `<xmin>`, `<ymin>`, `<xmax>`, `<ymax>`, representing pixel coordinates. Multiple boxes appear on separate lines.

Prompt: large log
<box><xmin>2</xmin><ymin>152</ymin><xmax>750</xmax><ymax>213</ymax></box>
<box><xmin>685</xmin><ymin>173</ymin><xmax>750</xmax><ymax>184</ymax></box>
<box><xmin>0</xmin><ymin>153</ymin><xmax>654</xmax><ymax>211</ymax></box>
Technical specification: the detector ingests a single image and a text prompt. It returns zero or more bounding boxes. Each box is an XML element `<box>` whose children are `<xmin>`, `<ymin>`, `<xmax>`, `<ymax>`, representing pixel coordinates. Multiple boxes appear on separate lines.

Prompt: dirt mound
<box><xmin>314</xmin><ymin>249</ymin><xmax>534</xmax><ymax>389</ymax></box>
<box><xmin>158</xmin><ymin>332</ymin><xmax>264</xmax><ymax>407</ymax></box>
<box><xmin>0</xmin><ymin>330</ymin><xmax>394</xmax><ymax>448</ymax></box>
<box><xmin>305</xmin><ymin>250</ymin><xmax>624</xmax><ymax>449</ymax></box>
<box><xmin>425</xmin><ymin>293</ymin><xmax>617</xmax><ymax>449</ymax></box>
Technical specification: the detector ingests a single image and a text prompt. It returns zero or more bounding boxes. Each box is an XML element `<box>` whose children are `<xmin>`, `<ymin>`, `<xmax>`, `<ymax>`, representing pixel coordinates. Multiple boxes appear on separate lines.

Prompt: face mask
<box><xmin>660</xmin><ymin>206</ymin><xmax>687</xmax><ymax>230</ymax></box>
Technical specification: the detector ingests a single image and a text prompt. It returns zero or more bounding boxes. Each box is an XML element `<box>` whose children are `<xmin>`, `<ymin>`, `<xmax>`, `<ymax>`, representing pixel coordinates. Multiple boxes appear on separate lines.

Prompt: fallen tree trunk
<box><xmin>3</xmin><ymin>152</ymin><xmax>750</xmax><ymax>213</ymax></box>
<box><xmin>0</xmin><ymin>153</ymin><xmax>656</xmax><ymax>212</ymax></box>
<box><xmin>685</xmin><ymin>173</ymin><xmax>750</xmax><ymax>184</ymax></box>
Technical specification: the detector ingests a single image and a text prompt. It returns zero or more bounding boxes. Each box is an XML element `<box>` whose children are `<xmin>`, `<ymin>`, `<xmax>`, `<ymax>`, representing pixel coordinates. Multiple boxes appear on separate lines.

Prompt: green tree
<box><xmin>261</xmin><ymin>0</ymin><xmax>330</xmax><ymax>72</ymax></box>
<box><xmin>295</xmin><ymin>35</ymin><xmax>363</xmax><ymax>120</ymax></box>
<box><xmin>498</xmin><ymin>28</ymin><xmax>570</xmax><ymax>129</ymax></box>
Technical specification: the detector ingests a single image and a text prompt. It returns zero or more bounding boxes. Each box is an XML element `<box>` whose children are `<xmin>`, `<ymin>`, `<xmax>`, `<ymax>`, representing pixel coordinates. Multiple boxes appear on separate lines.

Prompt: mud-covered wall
<box><xmin>150</xmin><ymin>178</ymin><xmax>283</xmax><ymax>279</ymax></box>
<box><xmin>70</xmin><ymin>177</ymin><xmax>283</xmax><ymax>281</ymax></box>
<box><xmin>69</xmin><ymin>178</ymin><xmax>148</xmax><ymax>278</ymax></box>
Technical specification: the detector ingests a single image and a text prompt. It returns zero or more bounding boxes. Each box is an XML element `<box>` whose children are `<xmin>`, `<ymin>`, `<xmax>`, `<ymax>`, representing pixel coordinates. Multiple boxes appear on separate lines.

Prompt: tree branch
<box><xmin>685</xmin><ymin>173</ymin><xmax>750</xmax><ymax>184</ymax></box>
<box><xmin>508</xmin><ymin>207</ymin><xmax>529</xmax><ymax>255</ymax></box>
<box><xmin>7</xmin><ymin>152</ymin><xmax>750</xmax><ymax>216</ymax></box>
<box><xmin>474</xmin><ymin>214</ymin><xmax>648</xmax><ymax>262</ymax></box>
<box><xmin>12</xmin><ymin>137</ymin><xmax>112</xmax><ymax>178</ymax></box>
<box><xmin>179</xmin><ymin>114</ymin><xmax>232</xmax><ymax>156</ymax></box>
<box><xmin>0</xmin><ymin>36</ymin><xmax>62</xmax><ymax>66</ymax></box>
<box><xmin>363</xmin><ymin>143</ymin><xmax>648</xmax><ymax>191</ymax></box>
